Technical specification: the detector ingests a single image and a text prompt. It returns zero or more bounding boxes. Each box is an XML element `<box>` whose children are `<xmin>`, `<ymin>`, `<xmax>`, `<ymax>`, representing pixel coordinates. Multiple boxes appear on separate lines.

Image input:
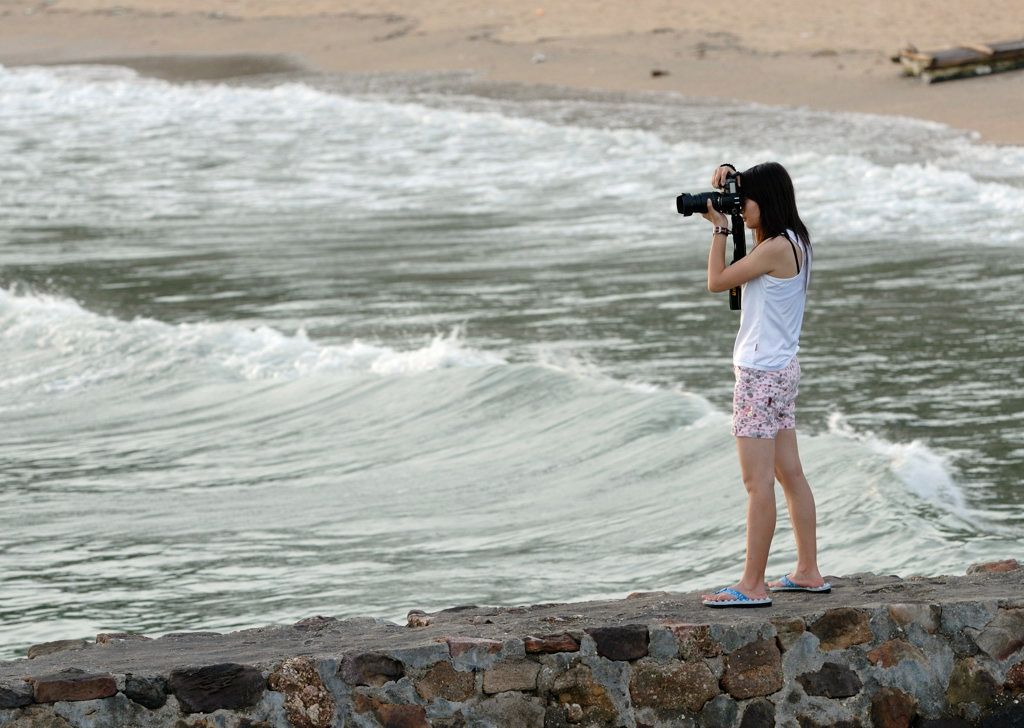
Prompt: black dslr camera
<box><xmin>676</xmin><ymin>172</ymin><xmax>743</xmax><ymax>218</ymax></box>
<box><xmin>676</xmin><ymin>171</ymin><xmax>746</xmax><ymax>311</ymax></box>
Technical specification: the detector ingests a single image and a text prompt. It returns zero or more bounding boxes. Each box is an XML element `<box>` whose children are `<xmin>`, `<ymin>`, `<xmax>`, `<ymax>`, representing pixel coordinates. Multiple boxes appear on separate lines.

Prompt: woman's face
<box><xmin>741</xmin><ymin>197</ymin><xmax>760</xmax><ymax>230</ymax></box>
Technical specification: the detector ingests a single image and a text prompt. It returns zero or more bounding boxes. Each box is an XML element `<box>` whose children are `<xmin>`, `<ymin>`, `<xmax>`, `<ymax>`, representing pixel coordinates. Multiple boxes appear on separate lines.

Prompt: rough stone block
<box><xmin>710</xmin><ymin>622</ymin><xmax>775</xmax><ymax>654</ymax></box>
<box><xmin>523</xmin><ymin>633</ymin><xmax>579</xmax><ymax>654</ymax></box>
<box><xmin>351</xmin><ymin>690</ymin><xmax>376</xmax><ymax>713</ymax></box>
<box><xmin>339</xmin><ymin>651</ymin><xmax>405</xmax><ymax>687</ymax></box>
<box><xmin>770</xmin><ymin>617</ymin><xmax>806</xmax><ymax>652</ymax></box>
<box><xmin>445</xmin><ymin>636</ymin><xmax>502</xmax><ymax>658</ymax></box>
<box><xmin>466</xmin><ymin>691</ymin><xmax>544</xmax><ymax>728</ymax></box>
<box><xmin>646</xmin><ymin>626</ymin><xmax>678</xmax><ymax>659</ymax></box>
<box><xmin>268</xmin><ymin>656</ymin><xmax>335</xmax><ymax>728</ymax></box>
<box><xmin>0</xmin><ymin>704</ymin><xmax>74</xmax><ymax>727</ymax></box>
<box><xmin>967</xmin><ymin>559</ymin><xmax>1020</xmax><ymax>574</ymax></box>
<box><xmin>629</xmin><ymin>659</ymin><xmax>718</xmax><ymax>714</ymax></box>
<box><xmin>722</xmin><ymin>638</ymin><xmax>783</xmax><ymax>699</ymax></box>
<box><xmin>698</xmin><ymin>693</ymin><xmax>738</xmax><ymax>727</ymax></box>
<box><xmin>0</xmin><ymin>679</ymin><xmax>34</xmax><ymax>709</ymax></box>
<box><xmin>888</xmin><ymin>603</ymin><xmax>939</xmax><ymax>633</ymax></box>
<box><xmin>1005</xmin><ymin>661</ymin><xmax>1024</xmax><ymax>693</ymax></box>
<box><xmin>864</xmin><ymin>634</ymin><xmax>950</xmax><ymax>718</ymax></box>
<box><xmin>406</xmin><ymin>610</ymin><xmax>433</xmax><ymax>628</ymax></box>
<box><xmin>705</xmin><ymin>655</ymin><xmax>725</xmax><ymax>680</ymax></box>
<box><xmin>739</xmin><ymin>696</ymin><xmax>775</xmax><ymax>727</ymax></box>
<box><xmin>95</xmin><ymin>631</ymin><xmax>151</xmax><ymax>645</ymax></box>
<box><xmin>660</xmin><ymin>621</ymin><xmax>721</xmax><ymax>659</ymax></box>
<box><xmin>387</xmin><ymin>643</ymin><xmax>450</xmax><ymax>670</ymax></box>
<box><xmin>867</xmin><ymin>639</ymin><xmax>928</xmax><ymax>668</ymax></box>
<box><xmin>353</xmin><ymin>691</ymin><xmax>432</xmax><ymax>727</ymax></box>
<box><xmin>483</xmin><ymin>660</ymin><xmax>540</xmax><ymax>694</ymax></box>
<box><xmin>547</xmin><ymin>664</ymin><xmax>618</xmax><ymax>725</ymax></box>
<box><xmin>30</xmin><ymin>668</ymin><xmax>117</xmax><ymax>703</ymax></box>
<box><xmin>122</xmin><ymin>673</ymin><xmax>168</xmax><ymax>709</ymax></box>
<box><xmin>452</xmin><ymin>638</ymin><xmax>521</xmax><ymax>672</ymax></box>
<box><xmin>940</xmin><ymin>601</ymin><xmax>998</xmax><ymax>655</ymax></box>
<box><xmin>870</xmin><ymin>686</ymin><xmax>917</xmax><ymax>728</ymax></box>
<box><xmin>26</xmin><ymin>640</ymin><xmax>90</xmax><ymax>660</ymax></box>
<box><xmin>543</xmin><ymin>700</ymin><xmax>584</xmax><ymax>728</ymax></box>
<box><xmin>414</xmin><ymin>660</ymin><xmax>475</xmax><ymax>702</ymax></box>
<box><xmin>374</xmin><ymin>702</ymin><xmax>430</xmax><ymax>728</ymax></box>
<box><xmin>584</xmin><ymin>624</ymin><xmax>648</xmax><ymax>661</ymax></box>
<box><xmin>809</xmin><ymin>608</ymin><xmax>872</xmax><ymax>651</ymax></box>
<box><xmin>979</xmin><ymin>703</ymin><xmax>1024</xmax><ymax>727</ymax></box>
<box><xmin>796</xmin><ymin>661</ymin><xmax>862</xmax><ymax>698</ymax></box>
<box><xmin>167</xmin><ymin>662</ymin><xmax>265</xmax><ymax>714</ymax></box>
<box><xmin>946</xmin><ymin>656</ymin><xmax>998</xmax><ymax>710</ymax></box>
<box><xmin>975</xmin><ymin>608</ymin><xmax>1024</xmax><ymax>661</ymax></box>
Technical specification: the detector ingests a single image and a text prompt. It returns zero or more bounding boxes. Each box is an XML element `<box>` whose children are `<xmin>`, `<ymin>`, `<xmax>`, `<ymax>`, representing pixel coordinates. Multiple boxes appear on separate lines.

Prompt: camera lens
<box><xmin>676</xmin><ymin>191</ymin><xmax>715</xmax><ymax>216</ymax></box>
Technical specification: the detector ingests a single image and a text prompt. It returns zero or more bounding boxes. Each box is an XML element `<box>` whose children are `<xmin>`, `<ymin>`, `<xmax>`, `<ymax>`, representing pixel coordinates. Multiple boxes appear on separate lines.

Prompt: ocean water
<box><xmin>1</xmin><ymin>64</ymin><xmax>1022</xmax><ymax>660</ymax></box>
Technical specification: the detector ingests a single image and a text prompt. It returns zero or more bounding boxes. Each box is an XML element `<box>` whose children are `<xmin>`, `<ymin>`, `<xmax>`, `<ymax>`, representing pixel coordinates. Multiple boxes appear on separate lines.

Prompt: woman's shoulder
<box><xmin>760</xmin><ymin>232</ymin><xmax>805</xmax><ymax>274</ymax></box>
<box><xmin>759</xmin><ymin>234</ymin><xmax>794</xmax><ymax>252</ymax></box>
<box><xmin>767</xmin><ymin>230</ymin><xmax>809</xmax><ymax>250</ymax></box>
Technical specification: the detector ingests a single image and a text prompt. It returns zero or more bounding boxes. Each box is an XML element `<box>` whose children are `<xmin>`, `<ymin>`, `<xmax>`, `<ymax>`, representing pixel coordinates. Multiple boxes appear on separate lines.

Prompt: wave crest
<box><xmin>0</xmin><ymin>287</ymin><xmax>505</xmax><ymax>391</ymax></box>
<box><xmin>826</xmin><ymin>411</ymin><xmax>968</xmax><ymax>515</ymax></box>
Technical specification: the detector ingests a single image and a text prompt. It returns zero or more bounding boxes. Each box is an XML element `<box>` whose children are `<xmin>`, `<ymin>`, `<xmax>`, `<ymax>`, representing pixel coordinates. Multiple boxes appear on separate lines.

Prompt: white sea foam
<box><xmin>0</xmin><ymin>287</ymin><xmax>505</xmax><ymax>389</ymax></box>
<box><xmin>0</xmin><ymin>286</ymin><xmax>983</xmax><ymax>511</ymax></box>
<box><xmin>3</xmin><ymin>64</ymin><xmax>1023</xmax><ymax>251</ymax></box>
<box><xmin>826</xmin><ymin>411</ymin><xmax>969</xmax><ymax>515</ymax></box>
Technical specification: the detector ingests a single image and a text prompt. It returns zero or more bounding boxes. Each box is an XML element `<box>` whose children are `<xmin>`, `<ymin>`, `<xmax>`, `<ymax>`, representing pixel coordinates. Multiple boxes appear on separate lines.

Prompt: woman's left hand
<box><xmin>701</xmin><ymin>199</ymin><xmax>728</xmax><ymax>228</ymax></box>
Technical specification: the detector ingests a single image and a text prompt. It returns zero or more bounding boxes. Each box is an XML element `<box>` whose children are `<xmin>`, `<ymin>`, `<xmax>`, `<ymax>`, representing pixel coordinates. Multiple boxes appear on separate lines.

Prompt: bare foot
<box><xmin>767</xmin><ymin>572</ymin><xmax>826</xmax><ymax>589</ymax></box>
<box><xmin>701</xmin><ymin>583</ymin><xmax>769</xmax><ymax>603</ymax></box>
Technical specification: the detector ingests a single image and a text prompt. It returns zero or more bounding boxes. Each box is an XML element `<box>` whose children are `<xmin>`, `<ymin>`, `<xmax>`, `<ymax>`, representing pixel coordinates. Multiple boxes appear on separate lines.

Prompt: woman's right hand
<box><xmin>711</xmin><ymin>165</ymin><xmax>736</xmax><ymax>189</ymax></box>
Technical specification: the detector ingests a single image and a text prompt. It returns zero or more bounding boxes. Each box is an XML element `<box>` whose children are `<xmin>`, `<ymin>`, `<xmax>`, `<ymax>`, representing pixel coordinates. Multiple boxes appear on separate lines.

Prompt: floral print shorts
<box><xmin>732</xmin><ymin>356</ymin><xmax>800</xmax><ymax>439</ymax></box>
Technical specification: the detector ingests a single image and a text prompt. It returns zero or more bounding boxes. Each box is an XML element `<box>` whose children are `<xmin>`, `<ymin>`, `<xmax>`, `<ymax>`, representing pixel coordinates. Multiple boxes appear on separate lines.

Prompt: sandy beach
<box><xmin>1</xmin><ymin>0</ymin><xmax>1023</xmax><ymax>145</ymax></box>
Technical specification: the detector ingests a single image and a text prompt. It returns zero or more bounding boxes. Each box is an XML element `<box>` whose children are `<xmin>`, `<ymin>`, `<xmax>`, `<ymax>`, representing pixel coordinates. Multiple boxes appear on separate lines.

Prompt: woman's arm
<box><xmin>706</xmin><ymin>234</ymin><xmax>780</xmax><ymax>292</ymax></box>
<box><xmin>701</xmin><ymin>164</ymin><xmax>782</xmax><ymax>291</ymax></box>
<box><xmin>701</xmin><ymin>196</ymin><xmax>788</xmax><ymax>292</ymax></box>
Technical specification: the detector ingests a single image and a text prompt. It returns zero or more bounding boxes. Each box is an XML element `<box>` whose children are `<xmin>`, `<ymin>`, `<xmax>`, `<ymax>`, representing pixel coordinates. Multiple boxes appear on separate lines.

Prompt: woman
<box><xmin>698</xmin><ymin>162</ymin><xmax>829</xmax><ymax>608</ymax></box>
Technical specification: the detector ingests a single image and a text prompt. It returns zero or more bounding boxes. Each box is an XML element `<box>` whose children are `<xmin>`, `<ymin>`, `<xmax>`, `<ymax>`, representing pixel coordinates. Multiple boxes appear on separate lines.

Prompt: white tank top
<box><xmin>732</xmin><ymin>228</ymin><xmax>811</xmax><ymax>371</ymax></box>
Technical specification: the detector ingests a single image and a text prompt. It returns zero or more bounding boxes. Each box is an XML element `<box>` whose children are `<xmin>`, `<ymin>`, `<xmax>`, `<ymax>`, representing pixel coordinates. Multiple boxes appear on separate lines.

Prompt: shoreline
<box><xmin>1</xmin><ymin>1</ymin><xmax>1023</xmax><ymax>146</ymax></box>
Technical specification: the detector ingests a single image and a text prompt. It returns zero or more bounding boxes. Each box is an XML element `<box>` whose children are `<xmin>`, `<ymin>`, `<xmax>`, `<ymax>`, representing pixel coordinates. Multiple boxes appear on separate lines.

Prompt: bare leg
<box><xmin>701</xmin><ymin>436</ymin><xmax>776</xmax><ymax>602</ymax></box>
<box><xmin>768</xmin><ymin>428</ymin><xmax>825</xmax><ymax>587</ymax></box>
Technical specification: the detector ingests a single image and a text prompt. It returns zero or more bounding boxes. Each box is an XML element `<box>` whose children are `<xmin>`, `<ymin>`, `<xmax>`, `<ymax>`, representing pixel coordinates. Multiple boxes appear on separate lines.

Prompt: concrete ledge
<box><xmin>1</xmin><ymin>564</ymin><xmax>1022</xmax><ymax>727</ymax></box>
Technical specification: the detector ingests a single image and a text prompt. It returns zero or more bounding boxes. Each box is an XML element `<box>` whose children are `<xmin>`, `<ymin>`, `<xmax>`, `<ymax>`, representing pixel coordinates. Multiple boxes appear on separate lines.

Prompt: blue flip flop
<box><xmin>702</xmin><ymin>587</ymin><xmax>772</xmax><ymax>608</ymax></box>
<box><xmin>769</xmin><ymin>575</ymin><xmax>832</xmax><ymax>593</ymax></box>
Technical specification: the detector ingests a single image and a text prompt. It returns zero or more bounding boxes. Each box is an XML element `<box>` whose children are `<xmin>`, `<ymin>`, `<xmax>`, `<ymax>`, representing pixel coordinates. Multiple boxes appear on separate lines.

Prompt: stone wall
<box><xmin>1</xmin><ymin>563</ymin><xmax>1022</xmax><ymax>727</ymax></box>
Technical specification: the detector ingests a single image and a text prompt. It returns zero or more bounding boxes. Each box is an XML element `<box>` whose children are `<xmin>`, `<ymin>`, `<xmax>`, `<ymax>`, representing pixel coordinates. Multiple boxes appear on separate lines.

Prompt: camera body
<box><xmin>676</xmin><ymin>172</ymin><xmax>742</xmax><ymax>217</ymax></box>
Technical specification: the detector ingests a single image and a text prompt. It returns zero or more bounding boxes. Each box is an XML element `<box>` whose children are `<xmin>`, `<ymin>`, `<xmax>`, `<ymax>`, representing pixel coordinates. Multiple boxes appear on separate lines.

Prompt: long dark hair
<box><xmin>740</xmin><ymin>162</ymin><xmax>811</xmax><ymax>248</ymax></box>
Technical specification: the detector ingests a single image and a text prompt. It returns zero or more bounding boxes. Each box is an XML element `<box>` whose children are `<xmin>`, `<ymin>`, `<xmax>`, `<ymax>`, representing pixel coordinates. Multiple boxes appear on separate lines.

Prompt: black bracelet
<box><xmin>720</xmin><ymin>163</ymin><xmax>737</xmax><ymax>171</ymax></box>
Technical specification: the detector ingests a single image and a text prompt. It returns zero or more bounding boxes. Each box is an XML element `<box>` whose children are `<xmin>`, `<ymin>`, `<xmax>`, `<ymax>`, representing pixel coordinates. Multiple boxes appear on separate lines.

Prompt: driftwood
<box><xmin>892</xmin><ymin>38</ymin><xmax>1024</xmax><ymax>83</ymax></box>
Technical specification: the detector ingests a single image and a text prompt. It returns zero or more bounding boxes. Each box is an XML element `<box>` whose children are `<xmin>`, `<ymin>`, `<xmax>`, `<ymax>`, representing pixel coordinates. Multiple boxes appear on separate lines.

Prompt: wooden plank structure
<box><xmin>892</xmin><ymin>39</ymin><xmax>1024</xmax><ymax>83</ymax></box>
